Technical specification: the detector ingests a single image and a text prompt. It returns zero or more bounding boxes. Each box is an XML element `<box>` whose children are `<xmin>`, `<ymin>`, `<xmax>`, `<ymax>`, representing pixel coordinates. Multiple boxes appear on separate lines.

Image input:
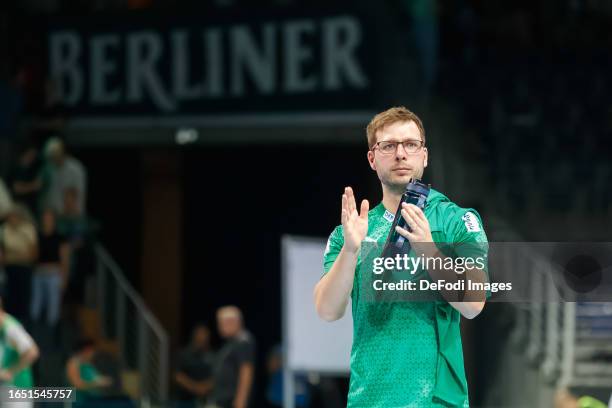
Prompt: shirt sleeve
<box><xmin>322</xmin><ymin>225</ymin><xmax>344</xmax><ymax>276</ymax></box>
<box><xmin>448</xmin><ymin>209</ymin><xmax>491</xmax><ymax>299</ymax></box>
<box><xmin>25</xmin><ymin>225</ymin><xmax>38</xmax><ymax>246</ymax></box>
<box><xmin>236</xmin><ymin>340</ymin><xmax>255</xmax><ymax>366</ymax></box>
<box><xmin>6</xmin><ymin>322</ymin><xmax>36</xmax><ymax>354</ymax></box>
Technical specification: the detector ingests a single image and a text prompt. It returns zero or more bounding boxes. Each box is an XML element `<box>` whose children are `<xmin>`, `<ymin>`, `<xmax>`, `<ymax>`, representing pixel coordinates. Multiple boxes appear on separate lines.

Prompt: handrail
<box><xmin>94</xmin><ymin>243</ymin><xmax>169</xmax><ymax>404</ymax></box>
<box><xmin>94</xmin><ymin>245</ymin><xmax>167</xmax><ymax>340</ymax></box>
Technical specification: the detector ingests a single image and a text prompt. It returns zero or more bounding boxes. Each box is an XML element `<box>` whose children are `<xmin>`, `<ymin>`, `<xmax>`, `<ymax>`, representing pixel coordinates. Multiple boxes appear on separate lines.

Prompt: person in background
<box><xmin>0</xmin><ymin>176</ymin><xmax>13</xmax><ymax>221</ymax></box>
<box><xmin>8</xmin><ymin>143</ymin><xmax>42</xmax><ymax>217</ymax></box>
<box><xmin>41</xmin><ymin>137</ymin><xmax>87</xmax><ymax>216</ymax></box>
<box><xmin>0</xmin><ymin>204</ymin><xmax>38</xmax><ymax>321</ymax></box>
<box><xmin>57</xmin><ymin>188</ymin><xmax>99</xmax><ymax>306</ymax></box>
<box><xmin>30</xmin><ymin>208</ymin><xmax>69</xmax><ymax>333</ymax></box>
<box><xmin>265</xmin><ymin>345</ymin><xmax>310</xmax><ymax>408</ymax></box>
<box><xmin>175</xmin><ymin>324</ymin><xmax>215</xmax><ymax>407</ymax></box>
<box><xmin>58</xmin><ymin>188</ymin><xmax>99</xmax><ymax>247</ymax></box>
<box><xmin>66</xmin><ymin>339</ymin><xmax>113</xmax><ymax>404</ymax></box>
<box><xmin>208</xmin><ymin>306</ymin><xmax>255</xmax><ymax>408</ymax></box>
<box><xmin>0</xmin><ymin>296</ymin><xmax>40</xmax><ymax>408</ymax></box>
<box><xmin>555</xmin><ymin>386</ymin><xmax>612</xmax><ymax>408</ymax></box>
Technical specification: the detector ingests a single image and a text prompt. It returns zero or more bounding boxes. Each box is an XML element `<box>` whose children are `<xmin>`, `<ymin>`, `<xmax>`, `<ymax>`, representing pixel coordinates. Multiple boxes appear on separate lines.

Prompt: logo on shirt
<box><xmin>383</xmin><ymin>210</ymin><xmax>395</xmax><ymax>222</ymax></box>
<box><xmin>462</xmin><ymin>212</ymin><xmax>481</xmax><ymax>232</ymax></box>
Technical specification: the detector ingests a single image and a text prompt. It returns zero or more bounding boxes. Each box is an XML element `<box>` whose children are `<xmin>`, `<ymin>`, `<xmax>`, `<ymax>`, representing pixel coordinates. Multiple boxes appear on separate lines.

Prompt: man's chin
<box><xmin>383</xmin><ymin>178</ymin><xmax>413</xmax><ymax>192</ymax></box>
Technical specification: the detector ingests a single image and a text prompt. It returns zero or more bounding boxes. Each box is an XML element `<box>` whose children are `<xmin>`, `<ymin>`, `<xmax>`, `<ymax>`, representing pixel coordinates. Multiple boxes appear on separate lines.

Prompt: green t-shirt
<box><xmin>73</xmin><ymin>358</ymin><xmax>103</xmax><ymax>401</ymax></box>
<box><xmin>0</xmin><ymin>314</ymin><xmax>35</xmax><ymax>388</ymax></box>
<box><xmin>322</xmin><ymin>189</ymin><xmax>489</xmax><ymax>408</ymax></box>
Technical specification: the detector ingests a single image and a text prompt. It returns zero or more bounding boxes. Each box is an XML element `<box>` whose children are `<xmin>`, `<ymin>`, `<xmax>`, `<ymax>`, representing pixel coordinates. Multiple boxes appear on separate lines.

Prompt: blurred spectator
<box><xmin>30</xmin><ymin>209</ymin><xmax>69</xmax><ymax>329</ymax></box>
<box><xmin>8</xmin><ymin>143</ymin><xmax>42</xmax><ymax>217</ymax></box>
<box><xmin>57</xmin><ymin>188</ymin><xmax>99</xmax><ymax>306</ymax></box>
<box><xmin>265</xmin><ymin>345</ymin><xmax>310</xmax><ymax>408</ymax></box>
<box><xmin>555</xmin><ymin>387</ymin><xmax>611</xmax><ymax>408</ymax></box>
<box><xmin>0</xmin><ymin>177</ymin><xmax>13</xmax><ymax>220</ymax></box>
<box><xmin>174</xmin><ymin>324</ymin><xmax>215</xmax><ymax>407</ymax></box>
<box><xmin>0</xmin><ymin>296</ymin><xmax>40</xmax><ymax>404</ymax></box>
<box><xmin>90</xmin><ymin>347</ymin><xmax>131</xmax><ymax>403</ymax></box>
<box><xmin>0</xmin><ymin>204</ymin><xmax>38</xmax><ymax>322</ymax></box>
<box><xmin>41</xmin><ymin>137</ymin><xmax>87</xmax><ymax>216</ymax></box>
<box><xmin>58</xmin><ymin>187</ymin><xmax>99</xmax><ymax>246</ymax></box>
<box><xmin>66</xmin><ymin>339</ymin><xmax>113</xmax><ymax>405</ymax></box>
<box><xmin>209</xmin><ymin>306</ymin><xmax>255</xmax><ymax>408</ymax></box>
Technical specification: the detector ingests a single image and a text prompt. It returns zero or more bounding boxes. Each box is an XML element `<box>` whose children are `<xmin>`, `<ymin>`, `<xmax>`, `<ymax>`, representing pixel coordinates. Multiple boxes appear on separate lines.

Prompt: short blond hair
<box><xmin>217</xmin><ymin>305</ymin><xmax>242</xmax><ymax>321</ymax></box>
<box><xmin>366</xmin><ymin>106</ymin><xmax>426</xmax><ymax>149</ymax></box>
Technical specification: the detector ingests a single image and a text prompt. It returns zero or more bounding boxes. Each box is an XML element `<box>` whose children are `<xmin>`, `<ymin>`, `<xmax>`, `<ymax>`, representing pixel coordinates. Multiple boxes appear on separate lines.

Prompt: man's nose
<box><xmin>395</xmin><ymin>143</ymin><xmax>408</xmax><ymax>159</ymax></box>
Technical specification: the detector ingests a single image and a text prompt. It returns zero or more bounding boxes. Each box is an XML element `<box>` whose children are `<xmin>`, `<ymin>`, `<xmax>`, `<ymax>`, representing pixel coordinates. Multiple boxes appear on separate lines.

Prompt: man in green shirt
<box><xmin>314</xmin><ymin>106</ymin><xmax>489</xmax><ymax>407</ymax></box>
<box><xmin>0</xmin><ymin>296</ymin><xmax>40</xmax><ymax>408</ymax></box>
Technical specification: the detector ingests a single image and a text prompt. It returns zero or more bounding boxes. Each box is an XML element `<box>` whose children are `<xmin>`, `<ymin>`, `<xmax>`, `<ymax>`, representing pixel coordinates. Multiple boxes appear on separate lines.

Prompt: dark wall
<box><xmin>75</xmin><ymin>147</ymin><xmax>142</xmax><ymax>286</ymax></box>
<box><xmin>181</xmin><ymin>143</ymin><xmax>376</xmax><ymax>336</ymax></box>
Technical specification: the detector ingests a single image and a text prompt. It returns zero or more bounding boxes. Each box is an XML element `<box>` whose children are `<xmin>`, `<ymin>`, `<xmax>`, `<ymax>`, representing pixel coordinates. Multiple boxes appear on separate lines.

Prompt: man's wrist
<box><xmin>420</xmin><ymin>244</ymin><xmax>440</xmax><ymax>260</ymax></box>
<box><xmin>341</xmin><ymin>245</ymin><xmax>360</xmax><ymax>256</ymax></box>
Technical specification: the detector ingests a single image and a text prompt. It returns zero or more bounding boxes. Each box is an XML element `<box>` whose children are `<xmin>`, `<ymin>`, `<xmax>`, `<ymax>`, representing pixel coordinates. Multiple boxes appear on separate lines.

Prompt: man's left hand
<box><xmin>233</xmin><ymin>398</ymin><xmax>246</xmax><ymax>408</ymax></box>
<box><xmin>0</xmin><ymin>370</ymin><xmax>14</xmax><ymax>382</ymax></box>
<box><xmin>395</xmin><ymin>203</ymin><xmax>436</xmax><ymax>257</ymax></box>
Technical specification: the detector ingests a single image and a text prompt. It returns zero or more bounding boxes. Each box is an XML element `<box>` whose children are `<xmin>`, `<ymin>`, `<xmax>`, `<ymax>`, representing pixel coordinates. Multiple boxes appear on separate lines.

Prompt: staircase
<box><xmin>93</xmin><ymin>244</ymin><xmax>169</xmax><ymax>405</ymax></box>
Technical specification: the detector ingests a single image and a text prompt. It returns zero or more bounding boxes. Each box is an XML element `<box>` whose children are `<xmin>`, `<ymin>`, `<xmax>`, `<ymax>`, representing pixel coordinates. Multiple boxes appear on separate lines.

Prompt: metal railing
<box><xmin>95</xmin><ymin>244</ymin><xmax>169</xmax><ymax>405</ymax></box>
<box><xmin>502</xmin><ymin>243</ymin><xmax>612</xmax><ymax>389</ymax></box>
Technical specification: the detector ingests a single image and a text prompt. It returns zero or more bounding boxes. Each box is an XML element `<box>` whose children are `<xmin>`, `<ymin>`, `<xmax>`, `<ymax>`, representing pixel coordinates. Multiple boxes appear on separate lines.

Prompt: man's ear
<box><xmin>423</xmin><ymin>147</ymin><xmax>428</xmax><ymax>168</ymax></box>
<box><xmin>367</xmin><ymin>150</ymin><xmax>376</xmax><ymax>171</ymax></box>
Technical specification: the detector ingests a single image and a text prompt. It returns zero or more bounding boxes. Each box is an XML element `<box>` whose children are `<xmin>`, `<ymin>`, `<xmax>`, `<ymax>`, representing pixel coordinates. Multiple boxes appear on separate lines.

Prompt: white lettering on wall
<box><xmin>90</xmin><ymin>34</ymin><xmax>121</xmax><ymax>104</ymax></box>
<box><xmin>49</xmin><ymin>17</ymin><xmax>370</xmax><ymax>111</ymax></box>
<box><xmin>283</xmin><ymin>20</ymin><xmax>317</xmax><ymax>93</ymax></box>
<box><xmin>172</xmin><ymin>30</ymin><xmax>202</xmax><ymax>100</ymax></box>
<box><xmin>49</xmin><ymin>31</ymin><xmax>83</xmax><ymax>105</ymax></box>
<box><xmin>230</xmin><ymin>23</ymin><xmax>276</xmax><ymax>96</ymax></box>
<box><xmin>322</xmin><ymin>16</ymin><xmax>368</xmax><ymax>90</ymax></box>
<box><xmin>127</xmin><ymin>31</ymin><xmax>175</xmax><ymax>111</ymax></box>
<box><xmin>203</xmin><ymin>28</ymin><xmax>223</xmax><ymax>97</ymax></box>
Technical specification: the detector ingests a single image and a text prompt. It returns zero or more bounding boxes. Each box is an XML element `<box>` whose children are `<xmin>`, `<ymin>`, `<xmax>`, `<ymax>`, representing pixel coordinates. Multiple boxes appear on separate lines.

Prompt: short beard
<box><xmin>381</xmin><ymin>175</ymin><xmax>410</xmax><ymax>195</ymax></box>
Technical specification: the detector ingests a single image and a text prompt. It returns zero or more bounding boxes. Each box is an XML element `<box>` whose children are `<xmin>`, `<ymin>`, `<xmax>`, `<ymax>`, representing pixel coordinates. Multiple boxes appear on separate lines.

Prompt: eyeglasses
<box><xmin>372</xmin><ymin>140</ymin><xmax>424</xmax><ymax>155</ymax></box>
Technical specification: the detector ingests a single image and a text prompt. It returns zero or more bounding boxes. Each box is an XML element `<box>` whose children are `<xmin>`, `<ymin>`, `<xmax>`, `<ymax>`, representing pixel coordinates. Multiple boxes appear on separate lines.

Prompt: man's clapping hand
<box><xmin>341</xmin><ymin>187</ymin><xmax>369</xmax><ymax>254</ymax></box>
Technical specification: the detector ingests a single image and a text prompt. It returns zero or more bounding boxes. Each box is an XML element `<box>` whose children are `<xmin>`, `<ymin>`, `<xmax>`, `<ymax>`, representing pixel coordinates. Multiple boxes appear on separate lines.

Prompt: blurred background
<box><xmin>0</xmin><ymin>0</ymin><xmax>611</xmax><ymax>407</ymax></box>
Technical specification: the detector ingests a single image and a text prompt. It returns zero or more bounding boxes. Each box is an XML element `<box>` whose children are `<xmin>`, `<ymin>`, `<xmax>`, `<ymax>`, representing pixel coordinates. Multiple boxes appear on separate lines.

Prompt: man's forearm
<box><xmin>234</xmin><ymin>364</ymin><xmax>253</xmax><ymax>407</ymax></box>
<box><xmin>8</xmin><ymin>348</ymin><xmax>39</xmax><ymax>376</ymax></box>
<box><xmin>314</xmin><ymin>247</ymin><xmax>358</xmax><ymax>321</ymax></box>
<box><xmin>193</xmin><ymin>379</ymin><xmax>213</xmax><ymax>396</ymax></box>
<box><xmin>13</xmin><ymin>181</ymin><xmax>39</xmax><ymax>195</ymax></box>
<box><xmin>175</xmin><ymin>372</ymin><xmax>196</xmax><ymax>392</ymax></box>
<box><xmin>423</xmin><ymin>250</ymin><xmax>486</xmax><ymax>319</ymax></box>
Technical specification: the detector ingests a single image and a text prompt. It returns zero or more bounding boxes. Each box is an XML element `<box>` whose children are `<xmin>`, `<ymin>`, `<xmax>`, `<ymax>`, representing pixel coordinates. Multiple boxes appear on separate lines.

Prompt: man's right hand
<box><xmin>95</xmin><ymin>376</ymin><xmax>112</xmax><ymax>387</ymax></box>
<box><xmin>341</xmin><ymin>187</ymin><xmax>369</xmax><ymax>253</ymax></box>
<box><xmin>314</xmin><ymin>187</ymin><xmax>369</xmax><ymax>321</ymax></box>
